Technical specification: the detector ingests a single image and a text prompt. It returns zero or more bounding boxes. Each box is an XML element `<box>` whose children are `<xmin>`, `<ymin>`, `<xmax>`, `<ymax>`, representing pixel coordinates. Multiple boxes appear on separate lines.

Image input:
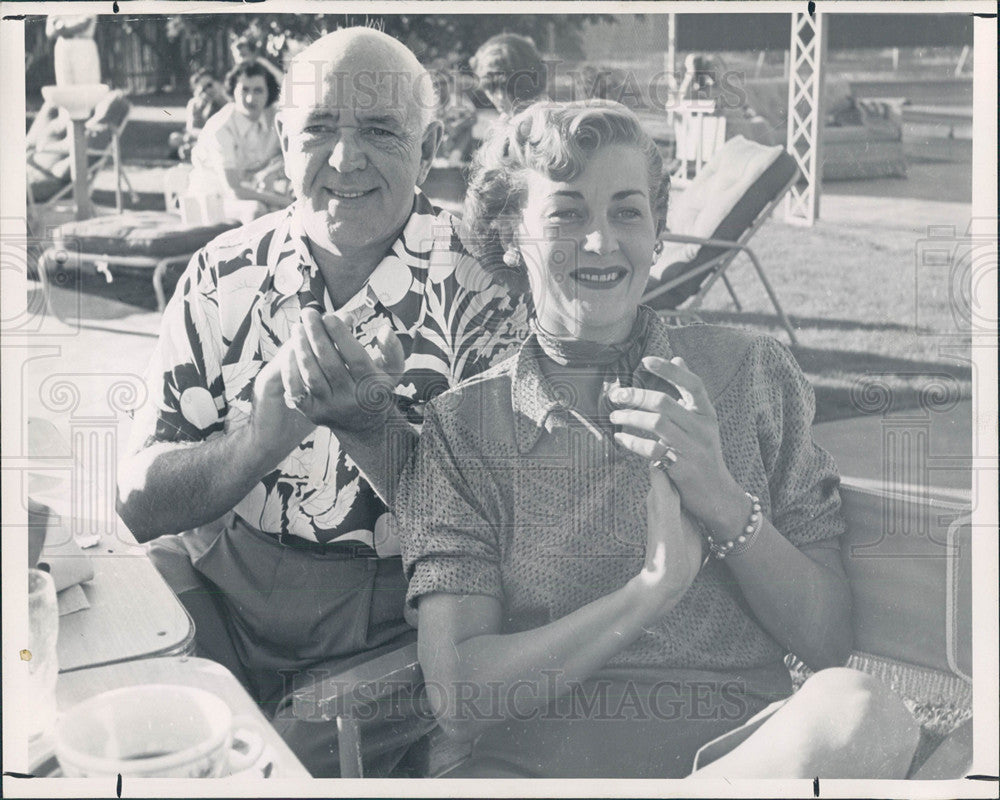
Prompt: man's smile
<box><xmin>326</xmin><ymin>187</ymin><xmax>377</xmax><ymax>201</ymax></box>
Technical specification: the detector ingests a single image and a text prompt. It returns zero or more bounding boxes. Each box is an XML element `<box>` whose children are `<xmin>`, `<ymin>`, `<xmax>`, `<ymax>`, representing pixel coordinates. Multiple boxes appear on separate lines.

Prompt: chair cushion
<box><xmin>647</xmin><ymin>141</ymin><xmax>797</xmax><ymax>309</ymax></box>
<box><xmin>665</xmin><ymin>136</ymin><xmax>784</xmax><ymax>264</ymax></box>
<box><xmin>52</xmin><ymin>212</ymin><xmax>237</xmax><ymax>258</ymax></box>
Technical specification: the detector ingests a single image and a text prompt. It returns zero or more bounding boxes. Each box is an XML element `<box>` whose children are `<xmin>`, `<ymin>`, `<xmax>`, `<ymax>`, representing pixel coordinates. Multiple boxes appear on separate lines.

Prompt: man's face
<box><xmin>194</xmin><ymin>77</ymin><xmax>221</xmax><ymax>101</ymax></box>
<box><xmin>234</xmin><ymin>75</ymin><xmax>268</xmax><ymax>121</ymax></box>
<box><xmin>277</xmin><ymin>67</ymin><xmax>440</xmax><ymax>254</ymax></box>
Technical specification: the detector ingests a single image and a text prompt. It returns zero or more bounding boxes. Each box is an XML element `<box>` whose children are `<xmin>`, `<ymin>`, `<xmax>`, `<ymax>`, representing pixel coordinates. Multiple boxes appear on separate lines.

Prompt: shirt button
<box><xmin>274</xmin><ymin>261</ymin><xmax>305</xmax><ymax>296</ymax></box>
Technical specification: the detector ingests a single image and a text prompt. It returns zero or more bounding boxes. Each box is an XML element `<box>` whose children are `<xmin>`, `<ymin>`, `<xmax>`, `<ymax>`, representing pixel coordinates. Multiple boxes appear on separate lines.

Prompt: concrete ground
<box><xmin>814</xmin><ymin>400</ymin><xmax>973</xmax><ymax>495</ymax></box>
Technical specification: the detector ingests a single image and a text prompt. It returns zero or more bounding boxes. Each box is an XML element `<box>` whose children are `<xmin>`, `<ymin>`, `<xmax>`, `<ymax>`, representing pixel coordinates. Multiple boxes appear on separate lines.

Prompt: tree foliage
<box><xmin>166</xmin><ymin>12</ymin><xmax>617</xmax><ymax>69</ymax></box>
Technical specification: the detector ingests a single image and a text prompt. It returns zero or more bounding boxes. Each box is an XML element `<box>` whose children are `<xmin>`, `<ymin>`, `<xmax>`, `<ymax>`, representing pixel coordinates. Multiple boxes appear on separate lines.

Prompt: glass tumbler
<box><xmin>27</xmin><ymin>568</ymin><xmax>59</xmax><ymax>741</ymax></box>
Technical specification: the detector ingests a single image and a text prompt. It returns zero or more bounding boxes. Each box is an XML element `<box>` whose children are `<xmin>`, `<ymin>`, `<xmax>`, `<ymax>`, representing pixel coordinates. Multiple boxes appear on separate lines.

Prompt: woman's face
<box><xmin>516</xmin><ymin>144</ymin><xmax>657</xmax><ymax>344</ymax></box>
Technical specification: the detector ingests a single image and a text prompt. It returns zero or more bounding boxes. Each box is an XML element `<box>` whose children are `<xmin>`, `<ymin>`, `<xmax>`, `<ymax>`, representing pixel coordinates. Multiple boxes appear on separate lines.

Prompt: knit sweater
<box><xmin>397</xmin><ymin>315</ymin><xmax>845</xmax><ymax>674</ymax></box>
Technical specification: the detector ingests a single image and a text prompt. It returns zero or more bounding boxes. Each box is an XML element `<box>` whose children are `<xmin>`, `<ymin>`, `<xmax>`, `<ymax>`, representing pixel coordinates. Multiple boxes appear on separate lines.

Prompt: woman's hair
<box><xmin>470</xmin><ymin>33</ymin><xmax>547</xmax><ymax>106</ymax></box>
<box><xmin>225</xmin><ymin>60</ymin><xmax>280</xmax><ymax>107</ymax></box>
<box><xmin>461</xmin><ymin>99</ymin><xmax>670</xmax><ymax>282</ymax></box>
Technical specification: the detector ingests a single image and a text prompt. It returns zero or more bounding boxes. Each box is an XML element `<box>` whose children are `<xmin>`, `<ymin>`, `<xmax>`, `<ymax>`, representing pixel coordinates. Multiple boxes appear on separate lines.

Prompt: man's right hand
<box><xmin>251</xmin><ymin>339</ymin><xmax>318</xmax><ymax>459</ymax></box>
<box><xmin>280</xmin><ymin>308</ymin><xmax>405</xmax><ymax>434</ymax></box>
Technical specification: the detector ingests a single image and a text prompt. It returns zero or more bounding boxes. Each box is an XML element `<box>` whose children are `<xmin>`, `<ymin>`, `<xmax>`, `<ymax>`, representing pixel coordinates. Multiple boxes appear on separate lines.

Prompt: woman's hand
<box><xmin>611</xmin><ymin>355</ymin><xmax>748</xmax><ymax>536</ymax></box>
<box><xmin>638</xmin><ymin>465</ymin><xmax>705</xmax><ymax>612</ymax></box>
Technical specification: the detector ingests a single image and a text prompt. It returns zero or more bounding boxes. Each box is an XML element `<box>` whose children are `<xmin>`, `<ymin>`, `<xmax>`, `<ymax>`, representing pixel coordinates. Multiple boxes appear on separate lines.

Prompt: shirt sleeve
<box><xmin>748</xmin><ymin>336</ymin><xmax>845</xmax><ymax>548</ymax></box>
<box><xmin>396</xmin><ymin>403</ymin><xmax>503</xmax><ymax>610</ymax></box>
<box><xmin>127</xmin><ymin>248</ymin><xmax>226</xmax><ymax>453</ymax></box>
<box><xmin>199</xmin><ymin>115</ymin><xmax>240</xmax><ymax>173</ymax></box>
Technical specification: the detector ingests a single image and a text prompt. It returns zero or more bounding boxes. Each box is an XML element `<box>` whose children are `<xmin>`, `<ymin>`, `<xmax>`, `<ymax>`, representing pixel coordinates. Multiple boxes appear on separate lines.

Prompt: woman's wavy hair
<box><xmin>225</xmin><ymin>60</ymin><xmax>280</xmax><ymax>108</ymax></box>
<box><xmin>461</xmin><ymin>99</ymin><xmax>670</xmax><ymax>285</ymax></box>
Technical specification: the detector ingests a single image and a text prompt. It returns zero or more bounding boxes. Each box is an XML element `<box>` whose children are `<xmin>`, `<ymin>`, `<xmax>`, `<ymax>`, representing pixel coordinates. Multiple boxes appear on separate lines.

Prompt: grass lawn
<box><xmin>685</xmin><ymin>202</ymin><xmax>973</xmax><ymax>422</ymax></box>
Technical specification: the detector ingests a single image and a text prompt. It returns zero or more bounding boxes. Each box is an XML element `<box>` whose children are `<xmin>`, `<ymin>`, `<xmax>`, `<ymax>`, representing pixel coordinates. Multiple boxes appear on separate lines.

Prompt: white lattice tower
<box><xmin>784</xmin><ymin>11</ymin><xmax>828</xmax><ymax>226</ymax></box>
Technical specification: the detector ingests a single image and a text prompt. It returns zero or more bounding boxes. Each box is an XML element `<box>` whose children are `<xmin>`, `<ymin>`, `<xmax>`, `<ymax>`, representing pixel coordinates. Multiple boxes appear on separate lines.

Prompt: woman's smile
<box><xmin>570</xmin><ymin>266</ymin><xmax>629</xmax><ymax>289</ymax></box>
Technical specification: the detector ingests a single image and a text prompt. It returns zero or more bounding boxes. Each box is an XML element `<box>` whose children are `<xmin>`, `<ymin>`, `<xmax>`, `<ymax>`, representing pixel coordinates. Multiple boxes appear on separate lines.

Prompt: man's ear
<box><xmin>415</xmin><ymin>120</ymin><xmax>444</xmax><ymax>185</ymax></box>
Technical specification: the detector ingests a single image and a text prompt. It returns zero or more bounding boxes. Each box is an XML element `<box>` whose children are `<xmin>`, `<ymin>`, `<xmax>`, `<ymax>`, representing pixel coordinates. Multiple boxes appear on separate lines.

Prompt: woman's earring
<box><xmin>503</xmin><ymin>247</ymin><xmax>521</xmax><ymax>268</ymax></box>
<box><xmin>652</xmin><ymin>239</ymin><xmax>664</xmax><ymax>262</ymax></box>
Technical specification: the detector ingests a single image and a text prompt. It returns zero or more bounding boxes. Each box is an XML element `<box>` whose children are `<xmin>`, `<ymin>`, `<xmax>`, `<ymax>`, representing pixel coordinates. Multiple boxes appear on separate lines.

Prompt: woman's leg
<box><xmin>692</xmin><ymin>668</ymin><xmax>920</xmax><ymax>779</ymax></box>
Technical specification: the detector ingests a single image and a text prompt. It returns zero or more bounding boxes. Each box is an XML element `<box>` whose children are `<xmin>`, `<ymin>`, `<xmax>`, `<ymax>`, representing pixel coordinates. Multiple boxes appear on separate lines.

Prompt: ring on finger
<box><xmin>651</xmin><ymin>439</ymin><xmax>679</xmax><ymax>470</ymax></box>
<box><xmin>283</xmin><ymin>388</ymin><xmax>309</xmax><ymax>410</ymax></box>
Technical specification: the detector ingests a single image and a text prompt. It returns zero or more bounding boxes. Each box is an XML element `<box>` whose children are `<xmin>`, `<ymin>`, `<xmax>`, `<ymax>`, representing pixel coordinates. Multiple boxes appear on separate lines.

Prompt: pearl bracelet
<box><xmin>705</xmin><ymin>492</ymin><xmax>763</xmax><ymax>560</ymax></box>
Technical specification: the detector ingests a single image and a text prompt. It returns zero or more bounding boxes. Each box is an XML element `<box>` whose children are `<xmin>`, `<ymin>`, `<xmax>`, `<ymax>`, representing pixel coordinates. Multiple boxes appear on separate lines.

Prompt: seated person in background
<box><xmin>470</xmin><ymin>32</ymin><xmax>548</xmax><ymax>120</ymax></box>
<box><xmin>27</xmin><ymin>101</ymin><xmax>72</xmax><ymax>180</ymax></box>
<box><xmin>429</xmin><ymin>65</ymin><xmax>478</xmax><ymax>165</ymax></box>
<box><xmin>186</xmin><ymin>61</ymin><xmax>289</xmax><ymax>223</ymax></box>
<box><xmin>397</xmin><ymin>100</ymin><xmax>921</xmax><ymax>779</ymax></box>
<box><xmin>168</xmin><ymin>69</ymin><xmax>227</xmax><ymax>161</ymax></box>
<box><xmin>230</xmin><ymin>33</ymin><xmax>285</xmax><ymax>85</ymax></box>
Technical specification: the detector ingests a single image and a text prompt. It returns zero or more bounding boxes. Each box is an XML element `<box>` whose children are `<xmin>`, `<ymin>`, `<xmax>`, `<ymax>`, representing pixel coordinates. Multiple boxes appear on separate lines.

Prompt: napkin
<box><xmin>29</xmin><ymin>499</ymin><xmax>95</xmax><ymax>614</ymax></box>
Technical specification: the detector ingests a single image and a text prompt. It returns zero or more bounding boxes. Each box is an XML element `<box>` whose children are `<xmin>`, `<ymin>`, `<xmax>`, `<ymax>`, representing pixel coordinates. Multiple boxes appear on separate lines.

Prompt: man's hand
<box><xmin>251</xmin><ymin>340</ymin><xmax>318</xmax><ymax>459</ymax></box>
<box><xmin>281</xmin><ymin>308</ymin><xmax>406</xmax><ymax>433</ymax></box>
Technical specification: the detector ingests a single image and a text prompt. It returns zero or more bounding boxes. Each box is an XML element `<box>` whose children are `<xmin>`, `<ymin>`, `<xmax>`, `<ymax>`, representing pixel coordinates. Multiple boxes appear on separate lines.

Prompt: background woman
<box><xmin>396</xmin><ymin>100</ymin><xmax>920</xmax><ymax>779</ymax></box>
<box><xmin>470</xmin><ymin>33</ymin><xmax>548</xmax><ymax>118</ymax></box>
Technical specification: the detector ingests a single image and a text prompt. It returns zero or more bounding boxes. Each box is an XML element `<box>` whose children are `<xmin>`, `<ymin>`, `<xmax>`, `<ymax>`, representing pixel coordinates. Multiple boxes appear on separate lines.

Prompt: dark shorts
<box><xmin>148</xmin><ymin>516</ymin><xmax>433</xmax><ymax>777</ymax></box>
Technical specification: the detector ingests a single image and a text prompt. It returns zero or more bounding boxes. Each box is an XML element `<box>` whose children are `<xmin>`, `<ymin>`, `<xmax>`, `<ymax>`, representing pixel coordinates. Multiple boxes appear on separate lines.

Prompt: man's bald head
<box><xmin>281</xmin><ymin>27</ymin><xmax>437</xmax><ymax>131</ymax></box>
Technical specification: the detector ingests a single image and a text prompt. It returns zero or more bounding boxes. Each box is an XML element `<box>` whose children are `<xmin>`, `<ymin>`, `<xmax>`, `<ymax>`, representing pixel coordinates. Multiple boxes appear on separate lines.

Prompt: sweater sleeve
<box><xmin>396</xmin><ymin>402</ymin><xmax>504</xmax><ymax>610</ymax></box>
<box><xmin>748</xmin><ymin>336</ymin><xmax>845</xmax><ymax>548</ymax></box>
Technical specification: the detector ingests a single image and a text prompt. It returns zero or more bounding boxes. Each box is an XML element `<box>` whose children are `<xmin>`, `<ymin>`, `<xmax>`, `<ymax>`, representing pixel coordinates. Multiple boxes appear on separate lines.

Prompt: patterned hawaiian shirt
<box><xmin>132</xmin><ymin>192</ymin><xmax>528</xmax><ymax>551</ymax></box>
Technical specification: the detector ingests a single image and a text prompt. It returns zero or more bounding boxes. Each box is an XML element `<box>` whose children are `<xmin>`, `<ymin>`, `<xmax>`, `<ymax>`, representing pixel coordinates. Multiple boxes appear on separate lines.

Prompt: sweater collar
<box><xmin>511</xmin><ymin>307</ymin><xmax>675</xmax><ymax>454</ymax></box>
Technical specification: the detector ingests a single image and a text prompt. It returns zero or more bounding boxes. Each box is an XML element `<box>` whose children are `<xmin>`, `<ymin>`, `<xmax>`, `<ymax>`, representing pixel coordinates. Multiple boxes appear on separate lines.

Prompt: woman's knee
<box><xmin>797</xmin><ymin>667</ymin><xmax>920</xmax><ymax>774</ymax></box>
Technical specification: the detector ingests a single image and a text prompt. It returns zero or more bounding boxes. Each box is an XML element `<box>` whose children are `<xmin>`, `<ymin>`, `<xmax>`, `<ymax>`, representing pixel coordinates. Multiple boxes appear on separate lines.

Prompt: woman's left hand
<box><xmin>609</xmin><ymin>355</ymin><xmax>745</xmax><ymax>532</ymax></box>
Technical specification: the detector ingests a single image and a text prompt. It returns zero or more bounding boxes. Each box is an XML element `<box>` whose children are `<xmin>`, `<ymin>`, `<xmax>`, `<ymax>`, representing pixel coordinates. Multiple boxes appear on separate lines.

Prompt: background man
<box><xmin>117</xmin><ymin>26</ymin><xmax>526</xmax><ymax>777</ymax></box>
<box><xmin>168</xmin><ymin>68</ymin><xmax>227</xmax><ymax>161</ymax></box>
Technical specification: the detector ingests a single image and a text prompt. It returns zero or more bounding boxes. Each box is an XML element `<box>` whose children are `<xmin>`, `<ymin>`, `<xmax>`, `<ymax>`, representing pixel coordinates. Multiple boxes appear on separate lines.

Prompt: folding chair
<box><xmin>670</xmin><ymin>98</ymin><xmax>727</xmax><ymax>184</ymax></box>
<box><xmin>642</xmin><ymin>135</ymin><xmax>800</xmax><ymax>345</ymax></box>
<box><xmin>29</xmin><ymin>90</ymin><xmax>139</xmax><ymax>215</ymax></box>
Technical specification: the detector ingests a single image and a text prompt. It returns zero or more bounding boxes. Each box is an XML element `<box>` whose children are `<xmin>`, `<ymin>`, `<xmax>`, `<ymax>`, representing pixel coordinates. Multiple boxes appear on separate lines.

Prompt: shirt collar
<box><xmin>262</xmin><ymin>191</ymin><xmax>441</xmax><ymax>333</ymax></box>
<box><xmin>511</xmin><ymin>309</ymin><xmax>675</xmax><ymax>454</ymax></box>
<box><xmin>232</xmin><ymin>107</ymin><xmax>271</xmax><ymax>136</ymax></box>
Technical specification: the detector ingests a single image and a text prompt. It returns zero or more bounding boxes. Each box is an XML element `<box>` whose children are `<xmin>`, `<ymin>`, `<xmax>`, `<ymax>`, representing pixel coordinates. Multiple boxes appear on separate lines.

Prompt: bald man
<box><xmin>118</xmin><ymin>28</ymin><xmax>527</xmax><ymax>777</ymax></box>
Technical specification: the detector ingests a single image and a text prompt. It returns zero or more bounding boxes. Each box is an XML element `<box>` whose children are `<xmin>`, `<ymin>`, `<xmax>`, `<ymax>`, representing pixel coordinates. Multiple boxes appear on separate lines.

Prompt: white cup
<box><xmin>27</xmin><ymin>569</ymin><xmax>59</xmax><ymax>742</ymax></box>
<box><xmin>54</xmin><ymin>684</ymin><xmax>264</xmax><ymax>778</ymax></box>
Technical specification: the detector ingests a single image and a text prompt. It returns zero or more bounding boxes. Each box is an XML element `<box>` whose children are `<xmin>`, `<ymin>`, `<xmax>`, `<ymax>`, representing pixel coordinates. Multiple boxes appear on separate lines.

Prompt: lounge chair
<box><xmin>642</xmin><ymin>135</ymin><xmax>800</xmax><ymax>345</ymax></box>
<box><xmin>284</xmin><ymin>477</ymin><xmax>974</xmax><ymax>779</ymax></box>
<box><xmin>37</xmin><ymin>169</ymin><xmax>240</xmax><ymax>321</ymax></box>
<box><xmin>27</xmin><ymin>90</ymin><xmax>139</xmax><ymax>215</ymax></box>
